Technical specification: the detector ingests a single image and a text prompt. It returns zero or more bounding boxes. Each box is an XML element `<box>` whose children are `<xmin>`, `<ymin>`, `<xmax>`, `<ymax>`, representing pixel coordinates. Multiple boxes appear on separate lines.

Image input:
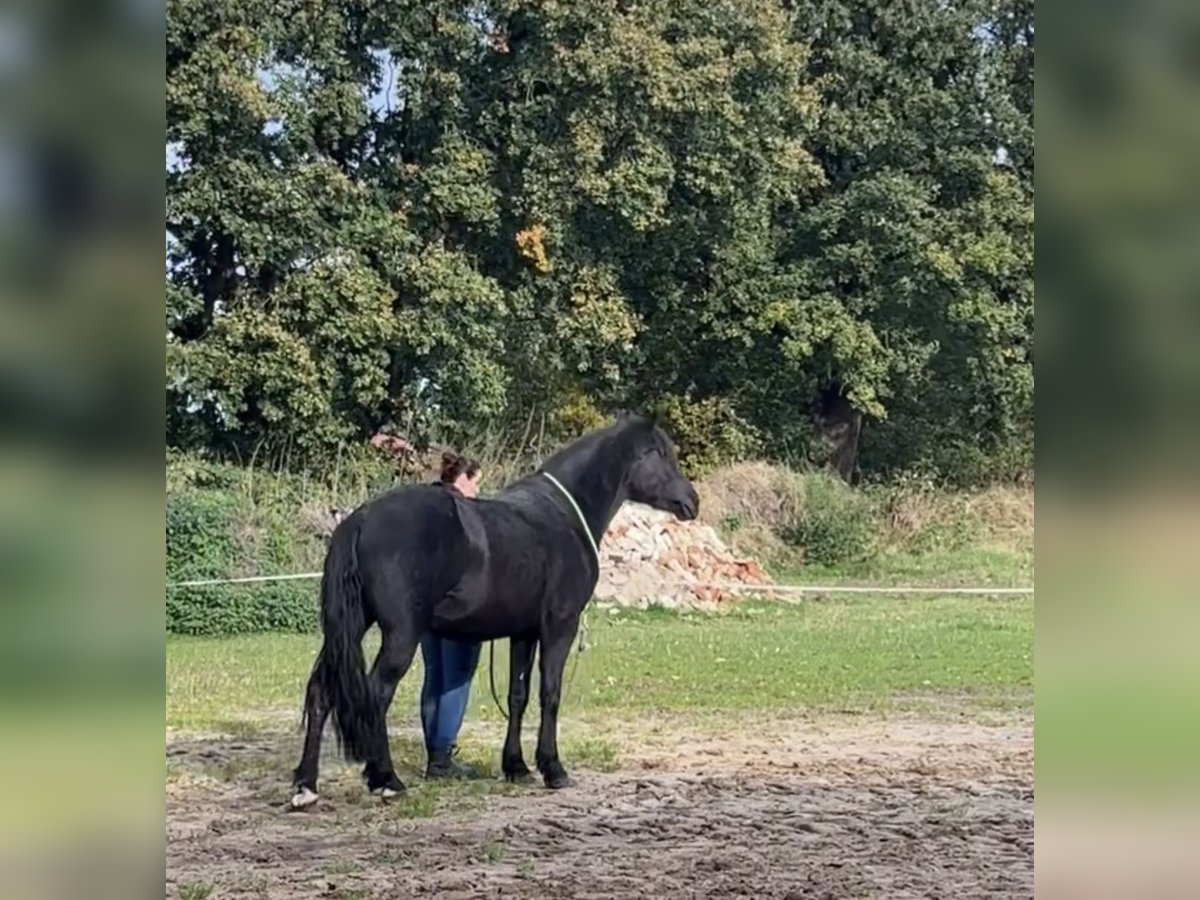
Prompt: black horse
<box><xmin>290</xmin><ymin>414</ymin><xmax>698</xmax><ymax>808</ymax></box>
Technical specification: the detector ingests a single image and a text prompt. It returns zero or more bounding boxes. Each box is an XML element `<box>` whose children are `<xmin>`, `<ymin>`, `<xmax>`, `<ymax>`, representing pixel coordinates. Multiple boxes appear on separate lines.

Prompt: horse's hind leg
<box><xmin>291</xmin><ymin>663</ymin><xmax>329</xmax><ymax>809</ymax></box>
<box><xmin>502</xmin><ymin>637</ymin><xmax>538</xmax><ymax>783</ymax></box>
<box><xmin>361</xmin><ymin>626</ymin><xmax>419</xmax><ymax>797</ymax></box>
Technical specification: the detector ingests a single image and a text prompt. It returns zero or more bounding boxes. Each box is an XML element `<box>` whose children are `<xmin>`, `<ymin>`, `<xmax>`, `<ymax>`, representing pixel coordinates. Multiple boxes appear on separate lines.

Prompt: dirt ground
<box><xmin>166</xmin><ymin>715</ymin><xmax>1033</xmax><ymax>899</ymax></box>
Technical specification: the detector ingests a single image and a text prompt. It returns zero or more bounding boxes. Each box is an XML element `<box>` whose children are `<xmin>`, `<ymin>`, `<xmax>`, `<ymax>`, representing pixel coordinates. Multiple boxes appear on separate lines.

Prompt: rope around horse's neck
<box><xmin>541</xmin><ymin>469</ymin><xmax>595</xmax><ymax>662</ymax></box>
<box><xmin>487</xmin><ymin>620</ymin><xmax>590</xmax><ymax>725</ymax></box>
<box><xmin>541</xmin><ymin>471</ymin><xmax>601</xmax><ymax>569</ymax></box>
<box><xmin>487</xmin><ymin>473</ymin><xmax>599</xmax><ymax>724</ymax></box>
<box><xmin>488</xmin><ymin>640</ymin><xmax>508</xmax><ymax>721</ymax></box>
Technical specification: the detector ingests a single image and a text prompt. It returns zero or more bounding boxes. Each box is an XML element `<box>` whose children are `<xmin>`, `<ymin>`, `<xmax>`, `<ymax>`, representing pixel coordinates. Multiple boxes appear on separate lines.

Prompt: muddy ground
<box><xmin>167</xmin><ymin>716</ymin><xmax>1033</xmax><ymax>899</ymax></box>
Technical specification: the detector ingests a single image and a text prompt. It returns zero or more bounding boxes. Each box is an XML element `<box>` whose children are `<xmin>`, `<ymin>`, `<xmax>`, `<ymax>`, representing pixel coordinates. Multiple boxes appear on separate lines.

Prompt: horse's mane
<box><xmin>496</xmin><ymin>415</ymin><xmax>659</xmax><ymax>497</ymax></box>
<box><xmin>538</xmin><ymin>415</ymin><xmax>660</xmax><ymax>472</ymax></box>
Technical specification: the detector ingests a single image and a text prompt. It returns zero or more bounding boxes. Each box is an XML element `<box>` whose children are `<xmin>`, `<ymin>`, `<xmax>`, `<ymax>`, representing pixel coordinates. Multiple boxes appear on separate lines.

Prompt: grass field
<box><xmin>167</xmin><ymin>593</ymin><xmax>1034</xmax><ymax>898</ymax></box>
<box><xmin>167</xmin><ymin>595</ymin><xmax>1033</xmax><ymax>737</ymax></box>
<box><xmin>787</xmin><ymin>543</ymin><xmax>1033</xmax><ymax>588</ymax></box>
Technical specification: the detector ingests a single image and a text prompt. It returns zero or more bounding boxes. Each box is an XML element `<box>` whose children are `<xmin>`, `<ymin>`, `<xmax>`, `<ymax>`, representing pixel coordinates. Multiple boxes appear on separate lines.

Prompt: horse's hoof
<box><xmin>504</xmin><ymin>770</ymin><xmax>534</xmax><ymax>785</ymax></box>
<box><xmin>369</xmin><ymin>772</ymin><xmax>405</xmax><ymax>800</ymax></box>
<box><xmin>370</xmin><ymin>783</ymin><xmax>406</xmax><ymax>800</ymax></box>
<box><xmin>290</xmin><ymin>786</ymin><xmax>319</xmax><ymax>810</ymax></box>
<box><xmin>543</xmin><ymin>772</ymin><xmax>572</xmax><ymax>790</ymax></box>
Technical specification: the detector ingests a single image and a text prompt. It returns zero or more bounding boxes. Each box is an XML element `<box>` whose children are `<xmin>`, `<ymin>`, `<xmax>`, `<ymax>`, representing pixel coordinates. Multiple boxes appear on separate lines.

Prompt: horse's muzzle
<box><xmin>673</xmin><ymin>486</ymin><xmax>700</xmax><ymax>521</ymax></box>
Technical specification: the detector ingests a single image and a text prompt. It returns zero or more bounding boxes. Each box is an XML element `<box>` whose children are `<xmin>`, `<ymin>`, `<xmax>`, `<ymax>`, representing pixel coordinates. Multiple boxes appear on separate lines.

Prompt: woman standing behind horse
<box><xmin>422</xmin><ymin>450</ymin><xmax>484</xmax><ymax>778</ymax></box>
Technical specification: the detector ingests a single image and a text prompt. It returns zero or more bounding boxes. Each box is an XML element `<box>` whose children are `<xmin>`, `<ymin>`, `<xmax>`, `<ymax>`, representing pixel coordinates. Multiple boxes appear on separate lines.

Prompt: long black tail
<box><xmin>311</xmin><ymin>516</ymin><xmax>378</xmax><ymax>762</ymax></box>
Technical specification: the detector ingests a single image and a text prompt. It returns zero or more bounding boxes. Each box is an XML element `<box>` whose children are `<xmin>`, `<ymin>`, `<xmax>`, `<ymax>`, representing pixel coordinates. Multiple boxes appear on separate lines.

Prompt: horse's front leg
<box><xmin>501</xmin><ymin>637</ymin><xmax>538</xmax><ymax>783</ymax></box>
<box><xmin>534</xmin><ymin>626</ymin><xmax>576</xmax><ymax>789</ymax></box>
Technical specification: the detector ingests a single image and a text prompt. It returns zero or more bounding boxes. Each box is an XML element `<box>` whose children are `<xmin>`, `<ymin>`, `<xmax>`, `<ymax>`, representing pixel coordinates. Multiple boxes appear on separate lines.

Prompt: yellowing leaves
<box><xmin>925</xmin><ymin>245</ymin><xmax>965</xmax><ymax>282</ymax></box>
<box><xmin>550</xmin><ymin>390</ymin><xmax>609</xmax><ymax>436</ymax></box>
<box><xmin>516</xmin><ymin>224</ymin><xmax>552</xmax><ymax>274</ymax></box>
<box><xmin>562</xmin><ymin>269</ymin><xmax>639</xmax><ymax>348</ymax></box>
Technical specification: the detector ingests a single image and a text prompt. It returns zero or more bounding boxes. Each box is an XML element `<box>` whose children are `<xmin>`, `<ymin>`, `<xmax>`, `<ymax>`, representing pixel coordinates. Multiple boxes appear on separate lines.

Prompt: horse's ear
<box><xmin>644</xmin><ymin>399</ymin><xmax>671</xmax><ymax>428</ymax></box>
<box><xmin>614</xmin><ymin>407</ymin><xmax>664</xmax><ymax>431</ymax></box>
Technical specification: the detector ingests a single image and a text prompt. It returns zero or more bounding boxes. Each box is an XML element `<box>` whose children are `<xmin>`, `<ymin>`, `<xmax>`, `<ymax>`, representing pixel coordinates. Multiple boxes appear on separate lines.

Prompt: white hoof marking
<box><xmin>380</xmin><ymin>787</ymin><xmax>401</xmax><ymax>800</ymax></box>
<box><xmin>290</xmin><ymin>786</ymin><xmax>319</xmax><ymax>809</ymax></box>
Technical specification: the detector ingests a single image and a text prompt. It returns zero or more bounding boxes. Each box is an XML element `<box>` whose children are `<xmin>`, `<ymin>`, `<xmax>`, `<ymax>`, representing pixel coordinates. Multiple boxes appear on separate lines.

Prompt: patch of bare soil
<box><xmin>167</xmin><ymin>716</ymin><xmax>1032</xmax><ymax>899</ymax></box>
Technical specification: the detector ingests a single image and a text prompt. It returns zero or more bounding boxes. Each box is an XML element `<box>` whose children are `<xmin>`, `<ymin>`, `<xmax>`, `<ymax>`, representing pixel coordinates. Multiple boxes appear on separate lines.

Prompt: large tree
<box><xmin>167</xmin><ymin>0</ymin><xmax>510</xmax><ymax>455</ymax></box>
<box><xmin>166</xmin><ymin>0</ymin><xmax>1033</xmax><ymax>483</ymax></box>
<box><xmin>743</xmin><ymin>0</ymin><xmax>1034</xmax><ymax>481</ymax></box>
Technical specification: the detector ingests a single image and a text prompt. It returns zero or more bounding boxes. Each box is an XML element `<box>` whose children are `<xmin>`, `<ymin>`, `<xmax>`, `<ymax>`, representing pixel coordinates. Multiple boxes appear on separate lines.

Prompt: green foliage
<box><xmin>655</xmin><ymin>394</ymin><xmax>762</xmax><ymax>476</ymax></box>
<box><xmin>165</xmin><ymin>447</ymin><xmax>444</xmax><ymax>636</ymax></box>
<box><xmin>176</xmin><ymin>882</ymin><xmax>214</xmax><ymax>900</ymax></box>
<box><xmin>787</xmin><ymin>472</ymin><xmax>878</xmax><ymax>567</ymax></box>
<box><xmin>165</xmin><ymin>491</ymin><xmax>239</xmax><ymax>586</ymax></box>
<box><xmin>547</xmin><ymin>388</ymin><xmax>610</xmax><ymax>439</ymax></box>
<box><xmin>166</xmin><ymin>0</ymin><xmax>1033</xmax><ymax>485</ymax></box>
<box><xmin>166</xmin><ymin>479</ymin><xmax>320</xmax><ymax>635</ymax></box>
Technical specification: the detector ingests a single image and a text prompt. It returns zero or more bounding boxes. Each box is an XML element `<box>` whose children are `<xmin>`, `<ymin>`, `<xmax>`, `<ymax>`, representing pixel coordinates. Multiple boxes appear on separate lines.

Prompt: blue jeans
<box><xmin>419</xmin><ymin>633</ymin><xmax>482</xmax><ymax>753</ymax></box>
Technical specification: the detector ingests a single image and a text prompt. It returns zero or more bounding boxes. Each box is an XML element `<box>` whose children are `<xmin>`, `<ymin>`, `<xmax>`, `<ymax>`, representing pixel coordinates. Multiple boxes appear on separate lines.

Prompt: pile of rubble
<box><xmin>596</xmin><ymin>503</ymin><xmax>772</xmax><ymax>610</ymax></box>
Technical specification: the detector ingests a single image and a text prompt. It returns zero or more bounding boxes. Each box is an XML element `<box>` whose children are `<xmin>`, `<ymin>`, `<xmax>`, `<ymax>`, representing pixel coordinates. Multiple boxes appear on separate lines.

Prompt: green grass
<box><xmin>780</xmin><ymin>541</ymin><xmax>1033</xmax><ymax>588</ymax></box>
<box><xmin>167</xmin><ymin>597</ymin><xmax>1033</xmax><ymax>734</ymax></box>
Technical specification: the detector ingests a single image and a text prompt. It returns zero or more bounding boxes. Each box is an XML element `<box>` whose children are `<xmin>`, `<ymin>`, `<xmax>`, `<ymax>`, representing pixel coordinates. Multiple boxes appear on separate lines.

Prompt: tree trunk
<box><xmin>814</xmin><ymin>385</ymin><xmax>862</xmax><ymax>484</ymax></box>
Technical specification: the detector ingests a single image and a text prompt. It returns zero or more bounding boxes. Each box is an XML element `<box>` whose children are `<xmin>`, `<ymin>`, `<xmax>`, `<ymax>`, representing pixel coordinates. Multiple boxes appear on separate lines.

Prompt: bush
<box><xmin>656</xmin><ymin>395</ymin><xmax>762</xmax><ymax>476</ymax></box>
<box><xmin>166</xmin><ymin>488</ymin><xmax>320</xmax><ymax>636</ymax></box>
<box><xmin>548</xmin><ymin>389</ymin><xmax>610</xmax><ymax>438</ymax></box>
<box><xmin>697</xmin><ymin>464</ymin><xmax>879</xmax><ymax>568</ymax></box>
<box><xmin>788</xmin><ymin>472</ymin><xmax>879</xmax><ymax>567</ymax></box>
<box><xmin>167</xmin><ymin>582</ymin><xmax>319</xmax><ymax>636</ymax></box>
<box><xmin>166</xmin><ymin>491</ymin><xmax>240</xmax><ymax>584</ymax></box>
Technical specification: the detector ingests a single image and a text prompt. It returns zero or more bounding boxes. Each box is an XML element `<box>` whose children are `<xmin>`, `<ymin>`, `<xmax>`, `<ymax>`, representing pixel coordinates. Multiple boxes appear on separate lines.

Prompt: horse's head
<box><xmin>622</xmin><ymin>417</ymin><xmax>700</xmax><ymax>521</ymax></box>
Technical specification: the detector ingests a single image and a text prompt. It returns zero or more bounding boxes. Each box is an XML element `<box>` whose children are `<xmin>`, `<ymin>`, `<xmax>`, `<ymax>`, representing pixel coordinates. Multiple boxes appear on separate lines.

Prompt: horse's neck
<box><xmin>579</xmin><ymin>481</ymin><xmax>627</xmax><ymax>547</ymax></box>
<box><xmin>557</xmin><ymin>461</ymin><xmax>628</xmax><ymax>548</ymax></box>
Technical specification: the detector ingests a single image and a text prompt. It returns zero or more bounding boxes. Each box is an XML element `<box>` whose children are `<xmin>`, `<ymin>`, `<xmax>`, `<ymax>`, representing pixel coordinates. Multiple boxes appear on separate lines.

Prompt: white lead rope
<box><xmin>166</xmin><ymin>571</ymin><xmax>1033</xmax><ymax>597</ymax></box>
<box><xmin>167</xmin><ymin>572</ymin><xmax>324</xmax><ymax>588</ymax></box>
<box><xmin>540</xmin><ymin>471</ymin><xmax>601</xmax><ymax>569</ymax></box>
<box><xmin>540</xmin><ymin>470</ymin><xmax>598</xmax><ymax>655</ymax></box>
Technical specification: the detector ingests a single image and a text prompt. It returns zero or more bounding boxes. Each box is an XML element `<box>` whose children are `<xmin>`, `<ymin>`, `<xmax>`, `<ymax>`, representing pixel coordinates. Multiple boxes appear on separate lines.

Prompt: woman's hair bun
<box><xmin>440</xmin><ymin>450</ymin><xmax>463</xmax><ymax>483</ymax></box>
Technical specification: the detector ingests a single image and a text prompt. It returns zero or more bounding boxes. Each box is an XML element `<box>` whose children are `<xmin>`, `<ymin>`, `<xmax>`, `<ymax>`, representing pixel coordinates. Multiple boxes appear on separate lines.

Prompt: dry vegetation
<box><xmin>696</xmin><ymin>462</ymin><xmax>1033</xmax><ymax>580</ymax></box>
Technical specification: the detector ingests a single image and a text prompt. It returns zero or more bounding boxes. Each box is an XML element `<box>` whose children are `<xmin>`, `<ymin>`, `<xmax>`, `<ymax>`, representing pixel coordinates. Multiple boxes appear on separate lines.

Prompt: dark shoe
<box><xmin>425</xmin><ymin>745</ymin><xmax>478</xmax><ymax>780</ymax></box>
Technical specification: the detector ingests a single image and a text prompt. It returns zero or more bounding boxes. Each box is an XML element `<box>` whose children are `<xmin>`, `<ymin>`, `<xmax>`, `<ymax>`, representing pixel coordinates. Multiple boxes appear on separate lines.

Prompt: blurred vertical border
<box><xmin>1038</xmin><ymin>0</ymin><xmax>1200</xmax><ymax>896</ymax></box>
<box><xmin>0</xmin><ymin>0</ymin><xmax>164</xmax><ymax>897</ymax></box>
<box><xmin>3</xmin><ymin>0</ymin><xmax>1199</xmax><ymax>894</ymax></box>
